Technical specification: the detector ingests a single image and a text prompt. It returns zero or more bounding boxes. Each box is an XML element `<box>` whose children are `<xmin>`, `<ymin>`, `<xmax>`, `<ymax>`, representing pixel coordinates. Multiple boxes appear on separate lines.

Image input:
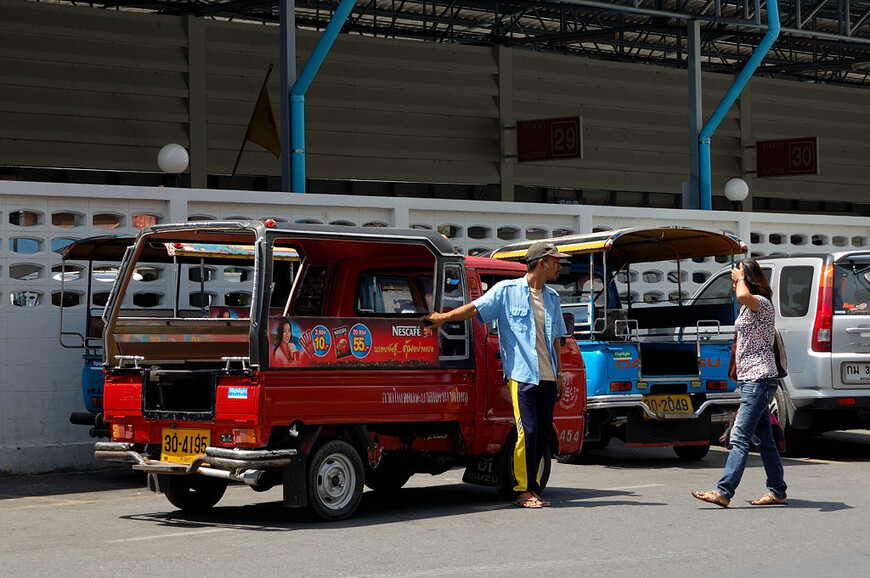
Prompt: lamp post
<box><xmin>157</xmin><ymin>143</ymin><xmax>189</xmax><ymax>187</ymax></box>
<box><xmin>724</xmin><ymin>177</ymin><xmax>749</xmax><ymax>211</ymax></box>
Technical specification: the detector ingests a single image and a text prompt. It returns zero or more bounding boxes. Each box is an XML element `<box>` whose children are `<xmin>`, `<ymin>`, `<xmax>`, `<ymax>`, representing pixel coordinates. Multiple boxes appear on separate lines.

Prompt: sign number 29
<box><xmin>551</xmin><ymin>120</ymin><xmax>579</xmax><ymax>157</ymax></box>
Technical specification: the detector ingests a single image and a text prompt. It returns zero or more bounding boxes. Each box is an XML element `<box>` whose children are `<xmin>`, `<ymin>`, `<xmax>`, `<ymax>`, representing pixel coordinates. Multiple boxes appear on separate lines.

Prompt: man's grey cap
<box><xmin>525</xmin><ymin>241</ymin><xmax>570</xmax><ymax>263</ymax></box>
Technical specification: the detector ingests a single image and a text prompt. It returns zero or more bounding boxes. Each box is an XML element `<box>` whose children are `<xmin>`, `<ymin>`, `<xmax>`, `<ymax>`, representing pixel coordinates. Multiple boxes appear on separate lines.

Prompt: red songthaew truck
<box><xmin>94</xmin><ymin>221</ymin><xmax>586</xmax><ymax>520</ymax></box>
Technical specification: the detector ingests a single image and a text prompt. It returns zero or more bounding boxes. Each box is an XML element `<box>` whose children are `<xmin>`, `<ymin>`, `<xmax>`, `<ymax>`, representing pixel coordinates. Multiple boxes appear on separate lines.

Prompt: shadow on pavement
<box><xmin>0</xmin><ymin>466</ymin><xmax>144</xmax><ymax>500</ymax></box>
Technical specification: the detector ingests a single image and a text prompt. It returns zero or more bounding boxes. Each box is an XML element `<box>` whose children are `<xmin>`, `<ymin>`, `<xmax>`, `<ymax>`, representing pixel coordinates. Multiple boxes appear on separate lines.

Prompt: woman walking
<box><xmin>693</xmin><ymin>258</ymin><xmax>788</xmax><ymax>507</ymax></box>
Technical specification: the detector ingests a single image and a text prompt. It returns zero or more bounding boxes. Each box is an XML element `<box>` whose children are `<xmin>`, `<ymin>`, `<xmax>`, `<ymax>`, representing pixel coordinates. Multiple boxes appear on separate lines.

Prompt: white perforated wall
<box><xmin>2</xmin><ymin>180</ymin><xmax>868</xmax><ymax>473</ymax></box>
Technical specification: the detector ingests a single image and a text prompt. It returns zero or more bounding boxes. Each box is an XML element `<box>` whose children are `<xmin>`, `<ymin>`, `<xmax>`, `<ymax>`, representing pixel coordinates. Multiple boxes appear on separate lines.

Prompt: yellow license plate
<box><xmin>643</xmin><ymin>394</ymin><xmax>692</xmax><ymax>416</ymax></box>
<box><xmin>161</xmin><ymin>428</ymin><xmax>210</xmax><ymax>464</ymax></box>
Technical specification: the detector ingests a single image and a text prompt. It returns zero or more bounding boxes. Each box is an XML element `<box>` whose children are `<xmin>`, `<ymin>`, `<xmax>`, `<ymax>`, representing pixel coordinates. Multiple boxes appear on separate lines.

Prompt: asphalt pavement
<box><xmin>1</xmin><ymin>431</ymin><xmax>868</xmax><ymax>577</ymax></box>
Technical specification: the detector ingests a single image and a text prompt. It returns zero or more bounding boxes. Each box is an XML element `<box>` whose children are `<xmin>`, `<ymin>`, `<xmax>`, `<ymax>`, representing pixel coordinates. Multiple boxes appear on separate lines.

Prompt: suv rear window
<box><xmin>779</xmin><ymin>265</ymin><xmax>814</xmax><ymax>317</ymax></box>
<box><xmin>834</xmin><ymin>260</ymin><xmax>870</xmax><ymax>315</ymax></box>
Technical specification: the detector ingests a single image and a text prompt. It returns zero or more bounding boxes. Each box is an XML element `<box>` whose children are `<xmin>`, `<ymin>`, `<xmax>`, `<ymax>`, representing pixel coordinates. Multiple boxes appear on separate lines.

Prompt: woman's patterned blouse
<box><xmin>734</xmin><ymin>295</ymin><xmax>778</xmax><ymax>381</ymax></box>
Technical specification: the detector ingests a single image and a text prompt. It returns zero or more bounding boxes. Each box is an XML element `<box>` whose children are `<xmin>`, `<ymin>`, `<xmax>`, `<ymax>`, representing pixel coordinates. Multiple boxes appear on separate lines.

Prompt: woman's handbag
<box><xmin>773</xmin><ymin>327</ymin><xmax>788</xmax><ymax>378</ymax></box>
<box><xmin>728</xmin><ymin>336</ymin><xmax>738</xmax><ymax>381</ymax></box>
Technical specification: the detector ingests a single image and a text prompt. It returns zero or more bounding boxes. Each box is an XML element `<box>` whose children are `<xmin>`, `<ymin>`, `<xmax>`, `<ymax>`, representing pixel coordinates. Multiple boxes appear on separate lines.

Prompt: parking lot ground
<box><xmin>1</xmin><ymin>432</ymin><xmax>868</xmax><ymax>577</ymax></box>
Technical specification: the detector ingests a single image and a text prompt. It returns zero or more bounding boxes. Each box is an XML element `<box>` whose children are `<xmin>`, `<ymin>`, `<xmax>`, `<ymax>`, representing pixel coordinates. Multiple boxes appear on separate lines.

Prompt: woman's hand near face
<box><xmin>732</xmin><ymin>263</ymin><xmax>760</xmax><ymax>311</ymax></box>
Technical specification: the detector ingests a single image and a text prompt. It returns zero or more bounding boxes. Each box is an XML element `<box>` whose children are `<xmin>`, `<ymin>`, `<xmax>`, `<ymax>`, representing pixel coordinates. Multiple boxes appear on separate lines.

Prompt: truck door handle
<box><xmin>845</xmin><ymin>327</ymin><xmax>870</xmax><ymax>334</ymax></box>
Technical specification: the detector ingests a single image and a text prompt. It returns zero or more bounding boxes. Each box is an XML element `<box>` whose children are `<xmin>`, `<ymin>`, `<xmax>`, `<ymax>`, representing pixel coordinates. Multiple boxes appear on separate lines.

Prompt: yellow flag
<box><xmin>244</xmin><ymin>68</ymin><xmax>281</xmax><ymax>159</ymax></box>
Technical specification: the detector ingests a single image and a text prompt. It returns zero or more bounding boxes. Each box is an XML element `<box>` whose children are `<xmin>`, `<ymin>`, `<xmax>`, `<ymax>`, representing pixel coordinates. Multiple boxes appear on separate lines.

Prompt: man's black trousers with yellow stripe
<box><xmin>509</xmin><ymin>378</ymin><xmax>557</xmax><ymax>493</ymax></box>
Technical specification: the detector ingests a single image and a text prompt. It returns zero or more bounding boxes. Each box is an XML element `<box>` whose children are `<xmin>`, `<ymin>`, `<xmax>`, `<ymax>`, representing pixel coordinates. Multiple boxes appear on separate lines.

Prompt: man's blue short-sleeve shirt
<box><xmin>472</xmin><ymin>275</ymin><xmax>567</xmax><ymax>384</ymax></box>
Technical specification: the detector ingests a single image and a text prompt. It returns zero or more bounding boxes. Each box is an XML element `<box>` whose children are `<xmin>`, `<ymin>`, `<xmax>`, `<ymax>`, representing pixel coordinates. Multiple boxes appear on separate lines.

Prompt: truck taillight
<box><xmin>812</xmin><ymin>264</ymin><xmax>834</xmax><ymax>353</ymax></box>
<box><xmin>112</xmin><ymin>424</ymin><xmax>134</xmax><ymax>440</ymax></box>
<box><xmin>233</xmin><ymin>428</ymin><xmax>258</xmax><ymax>445</ymax></box>
<box><xmin>610</xmin><ymin>381</ymin><xmax>632</xmax><ymax>392</ymax></box>
<box><xmin>706</xmin><ymin>380</ymin><xmax>727</xmax><ymax>390</ymax></box>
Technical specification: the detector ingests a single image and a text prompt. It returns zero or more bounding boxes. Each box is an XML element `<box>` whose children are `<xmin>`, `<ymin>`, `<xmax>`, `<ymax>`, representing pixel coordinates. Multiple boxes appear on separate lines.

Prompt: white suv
<box><xmin>693</xmin><ymin>252</ymin><xmax>870</xmax><ymax>454</ymax></box>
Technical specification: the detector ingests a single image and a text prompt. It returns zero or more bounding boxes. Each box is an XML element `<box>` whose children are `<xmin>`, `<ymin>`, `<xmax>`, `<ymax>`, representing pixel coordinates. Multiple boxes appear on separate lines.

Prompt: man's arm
<box><xmin>553</xmin><ymin>337</ymin><xmax>564</xmax><ymax>400</ymax></box>
<box><xmin>424</xmin><ymin>302</ymin><xmax>479</xmax><ymax>331</ymax></box>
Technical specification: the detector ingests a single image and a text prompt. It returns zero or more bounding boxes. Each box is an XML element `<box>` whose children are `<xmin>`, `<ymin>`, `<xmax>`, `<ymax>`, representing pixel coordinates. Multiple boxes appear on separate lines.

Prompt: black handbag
<box><xmin>773</xmin><ymin>328</ymin><xmax>788</xmax><ymax>378</ymax></box>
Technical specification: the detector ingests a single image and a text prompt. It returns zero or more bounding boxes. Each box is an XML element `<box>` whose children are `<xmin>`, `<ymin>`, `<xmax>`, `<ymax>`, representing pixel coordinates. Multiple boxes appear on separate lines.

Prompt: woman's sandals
<box><xmin>691</xmin><ymin>490</ymin><xmax>730</xmax><ymax>508</ymax></box>
<box><xmin>750</xmin><ymin>493</ymin><xmax>788</xmax><ymax>506</ymax></box>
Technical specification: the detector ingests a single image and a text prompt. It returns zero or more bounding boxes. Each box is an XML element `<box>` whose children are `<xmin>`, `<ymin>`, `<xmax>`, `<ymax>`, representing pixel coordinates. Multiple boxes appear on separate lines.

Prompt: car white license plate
<box><xmin>161</xmin><ymin>428</ymin><xmax>210</xmax><ymax>464</ymax></box>
<box><xmin>841</xmin><ymin>362</ymin><xmax>870</xmax><ymax>383</ymax></box>
<box><xmin>643</xmin><ymin>394</ymin><xmax>692</xmax><ymax>415</ymax></box>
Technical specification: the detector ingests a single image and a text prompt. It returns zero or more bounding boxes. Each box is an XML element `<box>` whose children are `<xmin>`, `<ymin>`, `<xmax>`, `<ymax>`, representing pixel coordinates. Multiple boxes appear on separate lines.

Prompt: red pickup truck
<box><xmin>94</xmin><ymin>221</ymin><xmax>586</xmax><ymax>520</ymax></box>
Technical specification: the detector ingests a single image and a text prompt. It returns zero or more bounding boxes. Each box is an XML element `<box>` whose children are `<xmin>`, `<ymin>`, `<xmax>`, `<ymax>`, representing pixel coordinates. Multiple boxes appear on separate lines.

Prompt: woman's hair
<box><xmin>737</xmin><ymin>258</ymin><xmax>773</xmax><ymax>300</ymax></box>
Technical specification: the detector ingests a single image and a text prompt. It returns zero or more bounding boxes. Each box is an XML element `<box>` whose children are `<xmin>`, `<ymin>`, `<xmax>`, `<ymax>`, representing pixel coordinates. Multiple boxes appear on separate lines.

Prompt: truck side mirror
<box><xmin>562</xmin><ymin>312</ymin><xmax>575</xmax><ymax>336</ymax></box>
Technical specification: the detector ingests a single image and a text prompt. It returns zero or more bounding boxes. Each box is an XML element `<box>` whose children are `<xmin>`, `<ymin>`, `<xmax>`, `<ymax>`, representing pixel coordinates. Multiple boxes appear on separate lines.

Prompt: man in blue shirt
<box><xmin>426</xmin><ymin>241</ymin><xmax>568</xmax><ymax>508</ymax></box>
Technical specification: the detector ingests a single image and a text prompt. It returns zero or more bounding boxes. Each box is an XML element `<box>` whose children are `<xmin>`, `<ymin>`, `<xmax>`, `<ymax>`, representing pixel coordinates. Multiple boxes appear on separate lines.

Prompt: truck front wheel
<box><xmin>159</xmin><ymin>474</ymin><xmax>227</xmax><ymax>513</ymax></box>
<box><xmin>307</xmin><ymin>440</ymin><xmax>364</xmax><ymax>521</ymax></box>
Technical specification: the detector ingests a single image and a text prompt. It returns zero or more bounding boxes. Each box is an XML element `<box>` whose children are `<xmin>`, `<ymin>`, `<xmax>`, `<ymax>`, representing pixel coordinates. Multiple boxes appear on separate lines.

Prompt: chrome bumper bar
<box><xmin>94</xmin><ymin>442</ymin><xmax>297</xmax><ymax>480</ymax></box>
<box><xmin>587</xmin><ymin>392</ymin><xmax>740</xmax><ymax>421</ymax></box>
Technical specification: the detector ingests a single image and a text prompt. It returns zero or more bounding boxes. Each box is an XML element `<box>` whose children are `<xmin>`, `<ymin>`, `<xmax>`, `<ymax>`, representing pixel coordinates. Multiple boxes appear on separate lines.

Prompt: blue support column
<box><xmin>289</xmin><ymin>0</ymin><xmax>357</xmax><ymax>194</ymax></box>
<box><xmin>698</xmin><ymin>1</ymin><xmax>780</xmax><ymax>210</ymax></box>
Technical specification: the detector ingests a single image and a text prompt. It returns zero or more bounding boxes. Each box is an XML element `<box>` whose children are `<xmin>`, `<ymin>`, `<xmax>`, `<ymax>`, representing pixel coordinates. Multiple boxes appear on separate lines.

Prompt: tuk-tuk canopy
<box><xmin>60</xmin><ymin>234</ymin><xmax>138</xmax><ymax>262</ymax></box>
<box><xmin>490</xmin><ymin>226</ymin><xmax>747</xmax><ymax>270</ymax></box>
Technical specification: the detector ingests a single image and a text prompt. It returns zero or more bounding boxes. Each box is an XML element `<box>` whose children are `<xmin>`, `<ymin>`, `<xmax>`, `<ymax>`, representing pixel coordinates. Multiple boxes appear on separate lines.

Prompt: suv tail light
<box><xmin>812</xmin><ymin>264</ymin><xmax>833</xmax><ymax>352</ymax></box>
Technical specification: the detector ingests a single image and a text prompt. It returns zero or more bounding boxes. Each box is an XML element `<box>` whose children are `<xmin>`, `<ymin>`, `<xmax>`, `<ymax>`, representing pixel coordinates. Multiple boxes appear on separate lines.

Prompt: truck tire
<box><xmin>364</xmin><ymin>458</ymin><xmax>413</xmax><ymax>492</ymax></box>
<box><xmin>160</xmin><ymin>474</ymin><xmax>227</xmax><ymax>513</ymax></box>
<box><xmin>673</xmin><ymin>444</ymin><xmax>710</xmax><ymax>461</ymax></box>
<box><xmin>771</xmin><ymin>386</ymin><xmax>806</xmax><ymax>457</ymax></box>
<box><xmin>306</xmin><ymin>440</ymin><xmax>364</xmax><ymax>521</ymax></box>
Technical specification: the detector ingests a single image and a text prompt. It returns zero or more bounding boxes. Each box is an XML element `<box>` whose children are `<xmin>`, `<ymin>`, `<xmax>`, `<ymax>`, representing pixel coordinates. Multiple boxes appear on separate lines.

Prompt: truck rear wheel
<box><xmin>307</xmin><ymin>440</ymin><xmax>364</xmax><ymax>521</ymax></box>
<box><xmin>673</xmin><ymin>444</ymin><xmax>710</xmax><ymax>461</ymax></box>
<box><xmin>160</xmin><ymin>474</ymin><xmax>227</xmax><ymax>513</ymax></box>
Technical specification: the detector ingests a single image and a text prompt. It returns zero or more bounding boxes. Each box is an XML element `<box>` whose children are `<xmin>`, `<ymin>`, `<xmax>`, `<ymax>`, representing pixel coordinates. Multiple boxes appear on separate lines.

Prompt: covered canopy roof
<box><xmin>42</xmin><ymin>0</ymin><xmax>870</xmax><ymax>89</ymax></box>
<box><xmin>490</xmin><ymin>226</ymin><xmax>747</xmax><ymax>270</ymax></box>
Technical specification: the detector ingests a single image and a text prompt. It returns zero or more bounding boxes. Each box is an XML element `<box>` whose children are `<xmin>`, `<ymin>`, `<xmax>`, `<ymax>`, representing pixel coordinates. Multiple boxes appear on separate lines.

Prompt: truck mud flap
<box><xmin>625</xmin><ymin>411</ymin><xmax>712</xmax><ymax>446</ymax></box>
<box><xmin>282</xmin><ymin>453</ymin><xmax>308</xmax><ymax>508</ymax></box>
<box><xmin>462</xmin><ymin>450</ymin><xmax>510</xmax><ymax>487</ymax></box>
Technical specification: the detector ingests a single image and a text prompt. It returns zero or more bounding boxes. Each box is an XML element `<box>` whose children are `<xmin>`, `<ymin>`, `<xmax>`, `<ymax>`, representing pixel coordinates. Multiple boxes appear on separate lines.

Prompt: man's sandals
<box><xmin>514</xmin><ymin>492</ymin><xmax>551</xmax><ymax>508</ymax></box>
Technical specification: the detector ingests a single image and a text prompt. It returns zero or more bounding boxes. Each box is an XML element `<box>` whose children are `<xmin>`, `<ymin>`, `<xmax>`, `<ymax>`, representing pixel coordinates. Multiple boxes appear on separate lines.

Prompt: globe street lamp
<box><xmin>724</xmin><ymin>177</ymin><xmax>749</xmax><ymax>211</ymax></box>
<box><xmin>157</xmin><ymin>143</ymin><xmax>189</xmax><ymax>187</ymax></box>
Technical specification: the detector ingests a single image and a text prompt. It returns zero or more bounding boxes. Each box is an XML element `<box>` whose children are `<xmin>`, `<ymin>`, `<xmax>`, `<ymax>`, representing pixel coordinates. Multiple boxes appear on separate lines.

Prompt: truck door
<box><xmin>476</xmin><ymin>272</ymin><xmax>524</xmax><ymax>424</ymax></box>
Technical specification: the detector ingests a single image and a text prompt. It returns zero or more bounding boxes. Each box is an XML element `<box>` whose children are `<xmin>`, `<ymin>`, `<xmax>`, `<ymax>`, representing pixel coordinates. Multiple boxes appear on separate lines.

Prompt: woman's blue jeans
<box><xmin>717</xmin><ymin>378</ymin><xmax>788</xmax><ymax>499</ymax></box>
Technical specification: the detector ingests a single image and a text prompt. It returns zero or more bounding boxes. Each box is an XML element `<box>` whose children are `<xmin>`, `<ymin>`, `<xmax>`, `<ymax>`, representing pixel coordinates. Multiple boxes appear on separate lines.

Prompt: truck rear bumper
<box><xmin>587</xmin><ymin>392</ymin><xmax>739</xmax><ymax>422</ymax></box>
<box><xmin>94</xmin><ymin>442</ymin><xmax>297</xmax><ymax>479</ymax></box>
